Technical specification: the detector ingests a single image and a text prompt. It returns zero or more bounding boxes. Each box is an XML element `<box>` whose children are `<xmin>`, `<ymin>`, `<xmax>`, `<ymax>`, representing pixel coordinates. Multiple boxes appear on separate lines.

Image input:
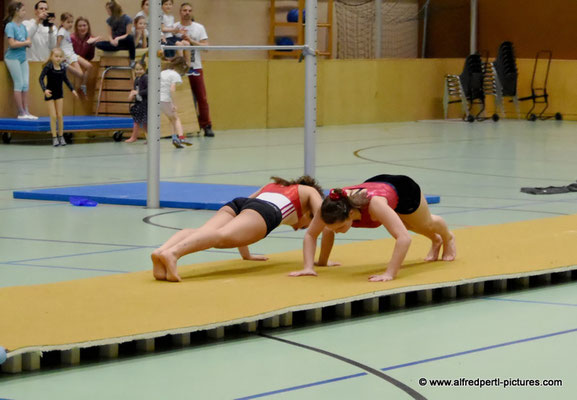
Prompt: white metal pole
<box><xmin>470</xmin><ymin>0</ymin><xmax>477</xmax><ymax>54</ymax></box>
<box><xmin>304</xmin><ymin>0</ymin><xmax>318</xmax><ymax>177</ymax></box>
<box><xmin>147</xmin><ymin>0</ymin><xmax>161</xmax><ymax>208</ymax></box>
<box><xmin>375</xmin><ymin>0</ymin><xmax>382</xmax><ymax>58</ymax></box>
<box><xmin>165</xmin><ymin>45</ymin><xmax>307</xmax><ymax>51</ymax></box>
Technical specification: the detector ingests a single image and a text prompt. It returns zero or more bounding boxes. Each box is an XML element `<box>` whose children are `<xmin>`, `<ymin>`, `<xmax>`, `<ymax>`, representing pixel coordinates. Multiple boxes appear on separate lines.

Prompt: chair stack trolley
<box><xmin>518</xmin><ymin>50</ymin><xmax>562</xmax><ymax>121</ymax></box>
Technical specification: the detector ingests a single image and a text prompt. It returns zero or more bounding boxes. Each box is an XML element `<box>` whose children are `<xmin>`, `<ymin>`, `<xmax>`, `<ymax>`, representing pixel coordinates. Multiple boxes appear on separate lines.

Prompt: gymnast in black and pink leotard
<box><xmin>291</xmin><ymin>174</ymin><xmax>456</xmax><ymax>282</ymax></box>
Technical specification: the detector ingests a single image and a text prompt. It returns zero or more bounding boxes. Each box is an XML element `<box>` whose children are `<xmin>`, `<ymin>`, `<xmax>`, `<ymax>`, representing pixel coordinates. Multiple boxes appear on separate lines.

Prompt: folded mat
<box><xmin>1</xmin><ymin>215</ymin><xmax>577</xmax><ymax>356</ymax></box>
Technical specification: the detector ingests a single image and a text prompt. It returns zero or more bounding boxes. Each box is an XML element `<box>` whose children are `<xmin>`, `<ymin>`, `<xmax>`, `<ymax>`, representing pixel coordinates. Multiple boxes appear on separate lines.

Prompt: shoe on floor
<box><xmin>58</xmin><ymin>136</ymin><xmax>66</xmax><ymax>146</ymax></box>
<box><xmin>172</xmin><ymin>139</ymin><xmax>183</xmax><ymax>149</ymax></box>
<box><xmin>178</xmin><ymin>136</ymin><xmax>193</xmax><ymax>146</ymax></box>
<box><xmin>203</xmin><ymin>125</ymin><xmax>215</xmax><ymax>137</ymax></box>
<box><xmin>52</xmin><ymin>137</ymin><xmax>60</xmax><ymax>147</ymax></box>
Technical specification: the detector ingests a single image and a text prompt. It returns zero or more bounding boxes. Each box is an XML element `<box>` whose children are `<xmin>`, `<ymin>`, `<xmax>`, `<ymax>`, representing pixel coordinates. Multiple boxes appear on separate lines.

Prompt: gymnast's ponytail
<box><xmin>270</xmin><ymin>176</ymin><xmax>323</xmax><ymax>197</ymax></box>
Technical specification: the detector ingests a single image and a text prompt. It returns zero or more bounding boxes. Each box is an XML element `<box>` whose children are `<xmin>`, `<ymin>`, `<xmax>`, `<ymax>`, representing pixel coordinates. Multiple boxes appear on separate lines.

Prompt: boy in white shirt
<box><xmin>160</xmin><ymin>57</ymin><xmax>192</xmax><ymax>149</ymax></box>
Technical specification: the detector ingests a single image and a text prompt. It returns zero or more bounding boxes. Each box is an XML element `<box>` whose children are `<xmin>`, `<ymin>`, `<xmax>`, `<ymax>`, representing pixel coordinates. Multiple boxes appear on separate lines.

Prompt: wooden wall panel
<box><xmin>422</xmin><ymin>0</ymin><xmax>577</xmax><ymax>60</ymax></box>
<box><xmin>477</xmin><ymin>0</ymin><xmax>577</xmax><ymax>60</ymax></box>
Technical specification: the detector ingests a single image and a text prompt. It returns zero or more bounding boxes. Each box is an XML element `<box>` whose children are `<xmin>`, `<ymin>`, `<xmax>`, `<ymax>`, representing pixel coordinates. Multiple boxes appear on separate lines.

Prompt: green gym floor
<box><xmin>0</xmin><ymin>120</ymin><xmax>576</xmax><ymax>399</ymax></box>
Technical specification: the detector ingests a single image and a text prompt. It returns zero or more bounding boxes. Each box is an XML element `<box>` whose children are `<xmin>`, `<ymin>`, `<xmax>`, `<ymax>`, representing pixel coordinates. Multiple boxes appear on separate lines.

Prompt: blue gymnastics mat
<box><xmin>13</xmin><ymin>182</ymin><xmax>441</xmax><ymax>210</ymax></box>
<box><xmin>0</xmin><ymin>116</ymin><xmax>133</xmax><ymax>132</ymax></box>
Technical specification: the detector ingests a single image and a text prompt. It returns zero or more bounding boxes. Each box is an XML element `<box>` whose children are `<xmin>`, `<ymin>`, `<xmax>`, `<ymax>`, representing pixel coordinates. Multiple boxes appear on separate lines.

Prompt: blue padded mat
<box><xmin>13</xmin><ymin>182</ymin><xmax>440</xmax><ymax>210</ymax></box>
<box><xmin>0</xmin><ymin>116</ymin><xmax>133</xmax><ymax>131</ymax></box>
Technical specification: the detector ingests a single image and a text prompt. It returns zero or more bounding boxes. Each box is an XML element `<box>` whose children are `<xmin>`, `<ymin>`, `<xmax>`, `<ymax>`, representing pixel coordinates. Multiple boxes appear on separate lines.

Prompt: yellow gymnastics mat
<box><xmin>1</xmin><ymin>215</ymin><xmax>577</xmax><ymax>356</ymax></box>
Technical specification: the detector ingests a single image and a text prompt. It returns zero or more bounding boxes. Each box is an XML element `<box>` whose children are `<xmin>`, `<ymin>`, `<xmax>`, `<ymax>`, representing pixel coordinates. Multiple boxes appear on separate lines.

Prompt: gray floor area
<box><xmin>0</xmin><ymin>120</ymin><xmax>576</xmax><ymax>399</ymax></box>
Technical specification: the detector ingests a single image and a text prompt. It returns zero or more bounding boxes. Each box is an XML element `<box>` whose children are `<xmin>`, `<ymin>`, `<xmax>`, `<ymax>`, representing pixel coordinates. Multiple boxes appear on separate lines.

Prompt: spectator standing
<box><xmin>39</xmin><ymin>48</ymin><xmax>79</xmax><ymax>146</ymax></box>
<box><xmin>175</xmin><ymin>2</ymin><xmax>214</xmax><ymax>137</ymax></box>
<box><xmin>4</xmin><ymin>1</ymin><xmax>36</xmax><ymax>119</ymax></box>
<box><xmin>125</xmin><ymin>60</ymin><xmax>148</xmax><ymax>143</ymax></box>
<box><xmin>22</xmin><ymin>0</ymin><xmax>57</xmax><ymax>62</ymax></box>
<box><xmin>160</xmin><ymin>57</ymin><xmax>192</xmax><ymax>149</ymax></box>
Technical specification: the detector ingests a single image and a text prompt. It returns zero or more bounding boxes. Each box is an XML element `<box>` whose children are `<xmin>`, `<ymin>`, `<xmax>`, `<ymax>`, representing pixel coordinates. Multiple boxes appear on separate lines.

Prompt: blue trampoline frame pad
<box><xmin>0</xmin><ymin>116</ymin><xmax>133</xmax><ymax>132</ymax></box>
<box><xmin>13</xmin><ymin>182</ymin><xmax>441</xmax><ymax>210</ymax></box>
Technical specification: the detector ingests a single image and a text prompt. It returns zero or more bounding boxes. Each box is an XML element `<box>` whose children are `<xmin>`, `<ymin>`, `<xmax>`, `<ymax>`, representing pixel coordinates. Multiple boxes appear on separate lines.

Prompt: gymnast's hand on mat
<box><xmin>288</xmin><ymin>269</ymin><xmax>318</xmax><ymax>277</ymax></box>
<box><xmin>241</xmin><ymin>254</ymin><xmax>269</xmax><ymax>261</ymax></box>
<box><xmin>368</xmin><ymin>272</ymin><xmax>395</xmax><ymax>282</ymax></box>
<box><xmin>238</xmin><ymin>246</ymin><xmax>268</xmax><ymax>261</ymax></box>
<box><xmin>314</xmin><ymin>260</ymin><xmax>341</xmax><ymax>267</ymax></box>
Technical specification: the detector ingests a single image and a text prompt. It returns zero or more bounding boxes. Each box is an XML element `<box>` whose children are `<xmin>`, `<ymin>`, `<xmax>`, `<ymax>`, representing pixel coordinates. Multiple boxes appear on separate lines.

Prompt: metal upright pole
<box><xmin>421</xmin><ymin>0</ymin><xmax>429</xmax><ymax>58</ymax></box>
<box><xmin>304</xmin><ymin>0</ymin><xmax>318</xmax><ymax>177</ymax></box>
<box><xmin>375</xmin><ymin>0</ymin><xmax>382</xmax><ymax>58</ymax></box>
<box><xmin>147</xmin><ymin>0</ymin><xmax>161</xmax><ymax>208</ymax></box>
<box><xmin>470</xmin><ymin>0</ymin><xmax>477</xmax><ymax>54</ymax></box>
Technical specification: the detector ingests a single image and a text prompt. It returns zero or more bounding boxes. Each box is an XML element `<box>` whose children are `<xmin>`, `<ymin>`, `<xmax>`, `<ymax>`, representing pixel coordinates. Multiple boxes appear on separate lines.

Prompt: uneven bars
<box><xmin>147</xmin><ymin>2</ymin><xmax>318</xmax><ymax>209</ymax></box>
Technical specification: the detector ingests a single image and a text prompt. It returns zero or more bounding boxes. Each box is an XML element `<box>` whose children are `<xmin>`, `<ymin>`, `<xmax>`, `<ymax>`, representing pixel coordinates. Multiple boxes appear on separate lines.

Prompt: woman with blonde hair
<box><xmin>39</xmin><ymin>47</ymin><xmax>79</xmax><ymax>146</ymax></box>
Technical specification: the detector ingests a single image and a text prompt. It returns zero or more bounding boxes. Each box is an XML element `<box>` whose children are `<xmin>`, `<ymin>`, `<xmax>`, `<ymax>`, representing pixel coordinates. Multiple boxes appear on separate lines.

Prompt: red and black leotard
<box><xmin>256</xmin><ymin>183</ymin><xmax>303</xmax><ymax>220</ymax></box>
<box><xmin>342</xmin><ymin>182</ymin><xmax>399</xmax><ymax>228</ymax></box>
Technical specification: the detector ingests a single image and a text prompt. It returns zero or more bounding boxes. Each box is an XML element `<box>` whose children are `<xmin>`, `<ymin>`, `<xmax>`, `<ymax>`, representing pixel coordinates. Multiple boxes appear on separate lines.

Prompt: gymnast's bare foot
<box><xmin>125</xmin><ymin>137</ymin><xmax>138</xmax><ymax>143</ymax></box>
<box><xmin>151</xmin><ymin>252</ymin><xmax>166</xmax><ymax>281</ymax></box>
<box><xmin>425</xmin><ymin>234</ymin><xmax>442</xmax><ymax>261</ymax></box>
<box><xmin>159</xmin><ymin>251</ymin><xmax>181</xmax><ymax>282</ymax></box>
<box><xmin>442</xmin><ymin>233</ymin><xmax>456</xmax><ymax>261</ymax></box>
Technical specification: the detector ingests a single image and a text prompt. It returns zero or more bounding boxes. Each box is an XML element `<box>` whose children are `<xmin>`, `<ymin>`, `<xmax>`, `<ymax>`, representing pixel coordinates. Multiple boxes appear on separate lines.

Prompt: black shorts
<box><xmin>223</xmin><ymin>197</ymin><xmax>283</xmax><ymax>236</ymax></box>
<box><xmin>163</xmin><ymin>36</ymin><xmax>179</xmax><ymax>58</ymax></box>
<box><xmin>364</xmin><ymin>174</ymin><xmax>422</xmax><ymax>215</ymax></box>
<box><xmin>44</xmin><ymin>86</ymin><xmax>64</xmax><ymax>101</ymax></box>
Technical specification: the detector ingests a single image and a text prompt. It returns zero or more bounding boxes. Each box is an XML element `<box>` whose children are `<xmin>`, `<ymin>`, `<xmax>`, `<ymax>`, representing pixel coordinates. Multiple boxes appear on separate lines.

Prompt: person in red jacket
<box><xmin>152</xmin><ymin>176</ymin><xmax>324</xmax><ymax>282</ymax></box>
<box><xmin>290</xmin><ymin>174</ymin><xmax>456</xmax><ymax>282</ymax></box>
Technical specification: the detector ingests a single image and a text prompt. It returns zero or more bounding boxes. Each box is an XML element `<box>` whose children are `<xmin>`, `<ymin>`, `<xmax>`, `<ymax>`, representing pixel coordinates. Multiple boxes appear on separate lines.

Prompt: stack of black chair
<box><xmin>493</xmin><ymin>41</ymin><xmax>518</xmax><ymax>97</ymax></box>
<box><xmin>459</xmin><ymin>53</ymin><xmax>485</xmax><ymax>102</ymax></box>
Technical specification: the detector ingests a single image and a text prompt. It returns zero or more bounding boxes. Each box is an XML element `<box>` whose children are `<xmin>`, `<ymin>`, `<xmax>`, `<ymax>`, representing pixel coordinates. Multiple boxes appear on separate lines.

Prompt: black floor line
<box><xmin>258</xmin><ymin>332</ymin><xmax>427</xmax><ymax>400</ymax></box>
<box><xmin>142</xmin><ymin>210</ymin><xmax>188</xmax><ymax>230</ymax></box>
